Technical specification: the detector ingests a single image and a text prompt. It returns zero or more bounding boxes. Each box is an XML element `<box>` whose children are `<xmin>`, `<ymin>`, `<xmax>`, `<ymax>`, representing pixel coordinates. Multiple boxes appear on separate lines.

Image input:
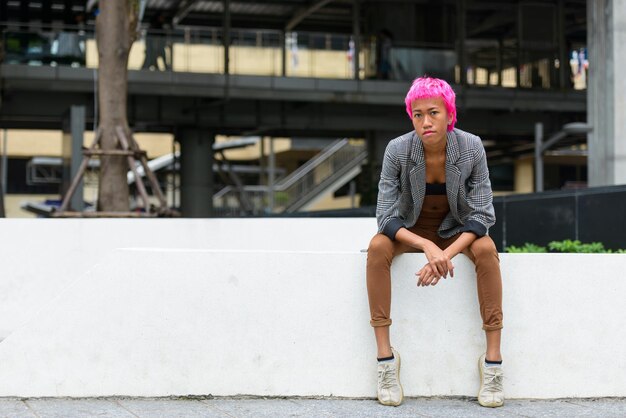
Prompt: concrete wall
<box><xmin>0</xmin><ymin>219</ymin><xmax>624</xmax><ymax>398</ymax></box>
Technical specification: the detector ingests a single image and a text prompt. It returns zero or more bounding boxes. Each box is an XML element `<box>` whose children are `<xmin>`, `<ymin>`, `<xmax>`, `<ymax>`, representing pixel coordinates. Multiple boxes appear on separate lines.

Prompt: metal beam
<box><xmin>286</xmin><ymin>0</ymin><xmax>334</xmax><ymax>31</ymax></box>
<box><xmin>173</xmin><ymin>0</ymin><xmax>199</xmax><ymax>26</ymax></box>
<box><xmin>467</xmin><ymin>12</ymin><xmax>512</xmax><ymax>37</ymax></box>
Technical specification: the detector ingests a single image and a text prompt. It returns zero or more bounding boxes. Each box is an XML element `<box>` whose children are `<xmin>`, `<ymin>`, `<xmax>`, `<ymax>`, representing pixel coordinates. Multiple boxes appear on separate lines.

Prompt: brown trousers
<box><xmin>367</xmin><ymin>195</ymin><xmax>503</xmax><ymax>331</ymax></box>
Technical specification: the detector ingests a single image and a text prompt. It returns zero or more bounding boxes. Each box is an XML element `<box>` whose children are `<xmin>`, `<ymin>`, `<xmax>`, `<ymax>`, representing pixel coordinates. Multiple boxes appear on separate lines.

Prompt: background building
<box><xmin>0</xmin><ymin>0</ymin><xmax>595</xmax><ymax>218</ymax></box>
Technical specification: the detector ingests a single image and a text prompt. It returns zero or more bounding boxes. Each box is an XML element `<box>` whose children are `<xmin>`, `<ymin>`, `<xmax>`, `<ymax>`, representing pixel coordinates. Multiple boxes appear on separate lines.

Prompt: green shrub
<box><xmin>504</xmin><ymin>243</ymin><xmax>547</xmax><ymax>253</ymax></box>
<box><xmin>548</xmin><ymin>239</ymin><xmax>606</xmax><ymax>253</ymax></box>
<box><xmin>505</xmin><ymin>239</ymin><xmax>626</xmax><ymax>253</ymax></box>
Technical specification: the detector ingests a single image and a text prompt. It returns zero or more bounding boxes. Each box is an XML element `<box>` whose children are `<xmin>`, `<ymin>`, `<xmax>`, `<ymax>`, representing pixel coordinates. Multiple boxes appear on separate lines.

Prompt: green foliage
<box><xmin>547</xmin><ymin>239</ymin><xmax>606</xmax><ymax>253</ymax></box>
<box><xmin>274</xmin><ymin>191</ymin><xmax>290</xmax><ymax>206</ymax></box>
<box><xmin>504</xmin><ymin>243</ymin><xmax>546</xmax><ymax>253</ymax></box>
<box><xmin>505</xmin><ymin>239</ymin><xmax>626</xmax><ymax>253</ymax></box>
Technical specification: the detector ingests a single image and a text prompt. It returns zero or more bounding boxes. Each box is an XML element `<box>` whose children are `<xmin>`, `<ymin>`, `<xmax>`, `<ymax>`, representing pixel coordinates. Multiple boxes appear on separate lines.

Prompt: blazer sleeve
<box><xmin>459</xmin><ymin>139</ymin><xmax>496</xmax><ymax>237</ymax></box>
<box><xmin>376</xmin><ymin>140</ymin><xmax>405</xmax><ymax>240</ymax></box>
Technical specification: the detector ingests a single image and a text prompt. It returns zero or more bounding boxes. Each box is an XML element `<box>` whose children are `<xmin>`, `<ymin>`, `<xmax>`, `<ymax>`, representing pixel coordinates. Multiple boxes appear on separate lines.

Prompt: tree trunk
<box><xmin>95</xmin><ymin>1</ymin><xmax>138</xmax><ymax>211</ymax></box>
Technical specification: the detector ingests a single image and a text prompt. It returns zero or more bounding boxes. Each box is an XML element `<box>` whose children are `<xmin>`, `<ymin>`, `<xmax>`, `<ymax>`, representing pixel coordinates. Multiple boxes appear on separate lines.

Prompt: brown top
<box><xmin>415</xmin><ymin>194</ymin><xmax>450</xmax><ymax>229</ymax></box>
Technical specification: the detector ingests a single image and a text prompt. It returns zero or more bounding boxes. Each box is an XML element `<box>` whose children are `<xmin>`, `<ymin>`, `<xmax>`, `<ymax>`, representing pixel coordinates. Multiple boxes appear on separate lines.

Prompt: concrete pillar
<box><xmin>223</xmin><ymin>0</ymin><xmax>231</xmax><ymax>75</ymax></box>
<box><xmin>352</xmin><ymin>0</ymin><xmax>360</xmax><ymax>80</ymax></box>
<box><xmin>62</xmin><ymin>106</ymin><xmax>85</xmax><ymax>211</ymax></box>
<box><xmin>588</xmin><ymin>0</ymin><xmax>626</xmax><ymax>186</ymax></box>
<box><xmin>281</xmin><ymin>31</ymin><xmax>287</xmax><ymax>77</ymax></box>
<box><xmin>361</xmin><ymin>130</ymin><xmax>402</xmax><ymax>206</ymax></box>
<box><xmin>456</xmin><ymin>0</ymin><xmax>466</xmax><ymax>85</ymax></box>
<box><xmin>178</xmin><ymin>129</ymin><xmax>214</xmax><ymax>217</ymax></box>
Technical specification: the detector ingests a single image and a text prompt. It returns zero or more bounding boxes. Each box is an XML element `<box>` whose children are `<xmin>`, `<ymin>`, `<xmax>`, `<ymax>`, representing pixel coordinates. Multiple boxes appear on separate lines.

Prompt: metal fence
<box><xmin>291</xmin><ymin>185</ymin><xmax>626</xmax><ymax>252</ymax></box>
<box><xmin>491</xmin><ymin>185</ymin><xmax>626</xmax><ymax>252</ymax></box>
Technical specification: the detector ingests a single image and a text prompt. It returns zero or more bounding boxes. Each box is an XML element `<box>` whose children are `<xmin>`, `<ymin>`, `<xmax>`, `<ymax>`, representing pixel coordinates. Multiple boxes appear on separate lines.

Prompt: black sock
<box><xmin>377</xmin><ymin>354</ymin><xmax>394</xmax><ymax>362</ymax></box>
<box><xmin>485</xmin><ymin>359</ymin><xmax>503</xmax><ymax>365</ymax></box>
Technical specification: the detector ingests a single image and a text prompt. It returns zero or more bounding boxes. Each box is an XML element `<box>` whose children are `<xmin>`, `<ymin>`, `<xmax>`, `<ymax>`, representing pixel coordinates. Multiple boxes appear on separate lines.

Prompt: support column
<box><xmin>360</xmin><ymin>130</ymin><xmax>398</xmax><ymax>206</ymax></box>
<box><xmin>178</xmin><ymin>129</ymin><xmax>214</xmax><ymax>217</ymax></box>
<box><xmin>268</xmin><ymin>137</ymin><xmax>275</xmax><ymax>212</ymax></box>
<box><xmin>516</xmin><ymin>3</ymin><xmax>522</xmax><ymax>88</ymax></box>
<box><xmin>223</xmin><ymin>0</ymin><xmax>231</xmax><ymax>75</ymax></box>
<box><xmin>62</xmin><ymin>106</ymin><xmax>86</xmax><ymax>211</ymax></box>
<box><xmin>558</xmin><ymin>0</ymin><xmax>567</xmax><ymax>90</ymax></box>
<box><xmin>281</xmin><ymin>31</ymin><xmax>287</xmax><ymax>77</ymax></box>
<box><xmin>456</xmin><ymin>0</ymin><xmax>466</xmax><ymax>85</ymax></box>
<box><xmin>352</xmin><ymin>0</ymin><xmax>361</xmax><ymax>80</ymax></box>
<box><xmin>534</xmin><ymin>122</ymin><xmax>544</xmax><ymax>192</ymax></box>
<box><xmin>588</xmin><ymin>0</ymin><xmax>626</xmax><ymax>186</ymax></box>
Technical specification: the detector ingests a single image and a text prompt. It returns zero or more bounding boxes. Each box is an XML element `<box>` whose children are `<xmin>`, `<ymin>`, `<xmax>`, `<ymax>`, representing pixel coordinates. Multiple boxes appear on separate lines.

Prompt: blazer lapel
<box><xmin>409</xmin><ymin>132</ymin><xmax>426</xmax><ymax>213</ymax></box>
<box><xmin>445</xmin><ymin>130</ymin><xmax>462</xmax><ymax>220</ymax></box>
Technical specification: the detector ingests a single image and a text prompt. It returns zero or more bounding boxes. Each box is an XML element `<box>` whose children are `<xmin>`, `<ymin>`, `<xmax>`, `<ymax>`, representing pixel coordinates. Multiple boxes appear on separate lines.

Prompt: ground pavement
<box><xmin>2</xmin><ymin>397</ymin><xmax>626</xmax><ymax>417</ymax></box>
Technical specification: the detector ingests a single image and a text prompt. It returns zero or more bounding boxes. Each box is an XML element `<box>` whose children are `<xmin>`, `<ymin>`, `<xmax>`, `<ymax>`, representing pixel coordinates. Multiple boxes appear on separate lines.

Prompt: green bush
<box><xmin>548</xmin><ymin>239</ymin><xmax>606</xmax><ymax>253</ymax></box>
<box><xmin>504</xmin><ymin>243</ymin><xmax>546</xmax><ymax>253</ymax></box>
<box><xmin>505</xmin><ymin>239</ymin><xmax>626</xmax><ymax>253</ymax></box>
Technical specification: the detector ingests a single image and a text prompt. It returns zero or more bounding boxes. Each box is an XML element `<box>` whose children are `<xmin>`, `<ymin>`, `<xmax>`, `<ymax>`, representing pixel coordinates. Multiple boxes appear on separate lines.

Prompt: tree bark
<box><xmin>95</xmin><ymin>0</ymin><xmax>138</xmax><ymax>211</ymax></box>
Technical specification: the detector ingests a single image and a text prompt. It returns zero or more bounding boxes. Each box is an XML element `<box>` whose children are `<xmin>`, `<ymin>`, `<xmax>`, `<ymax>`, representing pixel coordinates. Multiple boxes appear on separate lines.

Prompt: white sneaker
<box><xmin>377</xmin><ymin>347</ymin><xmax>403</xmax><ymax>406</ymax></box>
<box><xmin>478</xmin><ymin>353</ymin><xmax>504</xmax><ymax>407</ymax></box>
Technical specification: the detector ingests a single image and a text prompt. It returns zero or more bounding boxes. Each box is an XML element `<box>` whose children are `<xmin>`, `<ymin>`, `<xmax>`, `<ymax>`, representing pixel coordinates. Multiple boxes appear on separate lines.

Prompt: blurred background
<box><xmin>0</xmin><ymin>1</ymin><xmax>613</xmax><ymax>232</ymax></box>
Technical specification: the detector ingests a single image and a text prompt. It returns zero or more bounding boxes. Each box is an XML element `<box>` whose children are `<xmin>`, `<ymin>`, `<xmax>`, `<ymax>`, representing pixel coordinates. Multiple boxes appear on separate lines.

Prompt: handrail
<box><xmin>213</xmin><ymin>138</ymin><xmax>367</xmax><ymax>215</ymax></box>
<box><xmin>274</xmin><ymin>139</ymin><xmax>348</xmax><ymax>189</ymax></box>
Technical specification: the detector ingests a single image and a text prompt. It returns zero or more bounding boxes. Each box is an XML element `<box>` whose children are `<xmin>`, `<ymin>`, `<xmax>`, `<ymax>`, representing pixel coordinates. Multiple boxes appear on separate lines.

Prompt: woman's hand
<box><xmin>421</xmin><ymin>240</ymin><xmax>454</xmax><ymax>280</ymax></box>
<box><xmin>416</xmin><ymin>262</ymin><xmax>452</xmax><ymax>287</ymax></box>
<box><xmin>416</xmin><ymin>263</ymin><xmax>437</xmax><ymax>286</ymax></box>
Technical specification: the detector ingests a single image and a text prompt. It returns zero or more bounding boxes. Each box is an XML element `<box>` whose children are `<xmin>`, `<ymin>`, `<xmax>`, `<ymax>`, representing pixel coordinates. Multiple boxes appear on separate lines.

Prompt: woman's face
<box><xmin>410</xmin><ymin>96</ymin><xmax>452</xmax><ymax>146</ymax></box>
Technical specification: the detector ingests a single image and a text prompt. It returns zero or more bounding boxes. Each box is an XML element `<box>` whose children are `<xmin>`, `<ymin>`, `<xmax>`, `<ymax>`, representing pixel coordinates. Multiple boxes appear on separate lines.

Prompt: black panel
<box><xmin>505</xmin><ymin>195</ymin><xmax>576</xmax><ymax>247</ymax></box>
<box><xmin>578</xmin><ymin>192</ymin><xmax>626</xmax><ymax>250</ymax></box>
<box><xmin>491</xmin><ymin>198</ymin><xmax>504</xmax><ymax>251</ymax></box>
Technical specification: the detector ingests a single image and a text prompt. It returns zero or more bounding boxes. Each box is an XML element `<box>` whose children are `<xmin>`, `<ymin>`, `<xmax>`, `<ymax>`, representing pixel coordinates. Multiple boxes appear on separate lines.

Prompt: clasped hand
<box><xmin>416</xmin><ymin>241</ymin><xmax>454</xmax><ymax>287</ymax></box>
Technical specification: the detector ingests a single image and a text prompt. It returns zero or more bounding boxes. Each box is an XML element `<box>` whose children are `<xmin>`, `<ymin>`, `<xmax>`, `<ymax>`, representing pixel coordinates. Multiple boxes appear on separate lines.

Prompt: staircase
<box><xmin>213</xmin><ymin>138</ymin><xmax>367</xmax><ymax>216</ymax></box>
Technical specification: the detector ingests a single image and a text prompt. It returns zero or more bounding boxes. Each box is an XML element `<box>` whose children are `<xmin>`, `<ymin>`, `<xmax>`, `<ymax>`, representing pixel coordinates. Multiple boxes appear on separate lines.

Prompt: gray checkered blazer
<box><xmin>376</xmin><ymin>128</ymin><xmax>495</xmax><ymax>240</ymax></box>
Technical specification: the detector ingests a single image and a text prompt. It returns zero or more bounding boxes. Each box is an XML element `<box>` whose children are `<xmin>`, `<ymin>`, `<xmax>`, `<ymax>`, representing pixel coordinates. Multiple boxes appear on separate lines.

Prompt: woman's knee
<box><xmin>470</xmin><ymin>236</ymin><xmax>498</xmax><ymax>259</ymax></box>
<box><xmin>367</xmin><ymin>234</ymin><xmax>394</xmax><ymax>260</ymax></box>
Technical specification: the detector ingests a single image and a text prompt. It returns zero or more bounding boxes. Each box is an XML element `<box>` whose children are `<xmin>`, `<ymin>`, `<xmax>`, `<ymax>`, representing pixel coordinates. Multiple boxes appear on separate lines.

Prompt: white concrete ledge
<box><xmin>0</xmin><ymin>219</ymin><xmax>625</xmax><ymax>398</ymax></box>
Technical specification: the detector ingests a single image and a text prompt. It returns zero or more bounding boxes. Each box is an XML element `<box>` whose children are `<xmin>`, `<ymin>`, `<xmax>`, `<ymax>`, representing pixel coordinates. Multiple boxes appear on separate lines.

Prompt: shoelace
<box><xmin>482</xmin><ymin>367</ymin><xmax>504</xmax><ymax>393</ymax></box>
<box><xmin>378</xmin><ymin>364</ymin><xmax>397</xmax><ymax>390</ymax></box>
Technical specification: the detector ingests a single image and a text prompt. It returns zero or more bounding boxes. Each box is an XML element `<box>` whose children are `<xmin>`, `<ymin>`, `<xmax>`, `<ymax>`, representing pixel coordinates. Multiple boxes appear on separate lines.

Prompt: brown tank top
<box><xmin>415</xmin><ymin>185</ymin><xmax>450</xmax><ymax>229</ymax></box>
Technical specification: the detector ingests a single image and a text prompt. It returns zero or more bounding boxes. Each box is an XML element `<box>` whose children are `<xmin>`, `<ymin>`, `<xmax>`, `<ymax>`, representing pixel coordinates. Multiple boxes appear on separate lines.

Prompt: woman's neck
<box><xmin>423</xmin><ymin>140</ymin><xmax>447</xmax><ymax>158</ymax></box>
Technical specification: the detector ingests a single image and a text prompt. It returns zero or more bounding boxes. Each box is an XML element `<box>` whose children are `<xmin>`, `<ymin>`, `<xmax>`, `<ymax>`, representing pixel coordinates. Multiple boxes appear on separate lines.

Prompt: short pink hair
<box><xmin>404</xmin><ymin>76</ymin><xmax>457</xmax><ymax>131</ymax></box>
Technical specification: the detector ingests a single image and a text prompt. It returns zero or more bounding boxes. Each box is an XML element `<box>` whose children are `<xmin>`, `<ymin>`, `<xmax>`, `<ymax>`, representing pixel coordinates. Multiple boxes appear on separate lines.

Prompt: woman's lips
<box><xmin>423</xmin><ymin>130</ymin><xmax>434</xmax><ymax>136</ymax></box>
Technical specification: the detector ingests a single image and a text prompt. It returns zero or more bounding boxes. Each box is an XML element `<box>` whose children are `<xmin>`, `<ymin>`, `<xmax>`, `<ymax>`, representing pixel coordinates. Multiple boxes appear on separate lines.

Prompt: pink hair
<box><xmin>404</xmin><ymin>76</ymin><xmax>457</xmax><ymax>131</ymax></box>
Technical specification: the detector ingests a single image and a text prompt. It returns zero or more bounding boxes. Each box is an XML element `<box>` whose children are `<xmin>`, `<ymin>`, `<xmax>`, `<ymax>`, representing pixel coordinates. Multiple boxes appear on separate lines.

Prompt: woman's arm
<box><xmin>443</xmin><ymin>231</ymin><xmax>477</xmax><ymax>259</ymax></box>
<box><xmin>396</xmin><ymin>228</ymin><xmax>454</xmax><ymax>278</ymax></box>
<box><xmin>459</xmin><ymin>139</ymin><xmax>496</xmax><ymax>236</ymax></box>
<box><xmin>375</xmin><ymin>140</ymin><xmax>405</xmax><ymax>239</ymax></box>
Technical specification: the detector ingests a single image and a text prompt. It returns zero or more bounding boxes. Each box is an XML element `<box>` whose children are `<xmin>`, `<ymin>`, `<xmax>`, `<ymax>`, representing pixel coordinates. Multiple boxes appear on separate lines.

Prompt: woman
<box><xmin>366</xmin><ymin>76</ymin><xmax>504</xmax><ymax>408</ymax></box>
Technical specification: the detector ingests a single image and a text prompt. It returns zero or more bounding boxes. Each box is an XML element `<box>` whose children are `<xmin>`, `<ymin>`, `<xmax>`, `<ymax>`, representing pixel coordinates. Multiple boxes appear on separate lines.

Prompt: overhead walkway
<box><xmin>0</xmin><ymin>63</ymin><xmax>586</xmax><ymax>136</ymax></box>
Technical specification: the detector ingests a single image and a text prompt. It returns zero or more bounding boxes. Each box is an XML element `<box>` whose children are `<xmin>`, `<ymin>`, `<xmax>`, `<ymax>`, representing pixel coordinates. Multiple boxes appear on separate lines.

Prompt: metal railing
<box><xmin>0</xmin><ymin>23</ymin><xmax>583</xmax><ymax>88</ymax></box>
<box><xmin>213</xmin><ymin>138</ymin><xmax>367</xmax><ymax>216</ymax></box>
<box><xmin>0</xmin><ymin>24</ymin><xmax>360</xmax><ymax>79</ymax></box>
